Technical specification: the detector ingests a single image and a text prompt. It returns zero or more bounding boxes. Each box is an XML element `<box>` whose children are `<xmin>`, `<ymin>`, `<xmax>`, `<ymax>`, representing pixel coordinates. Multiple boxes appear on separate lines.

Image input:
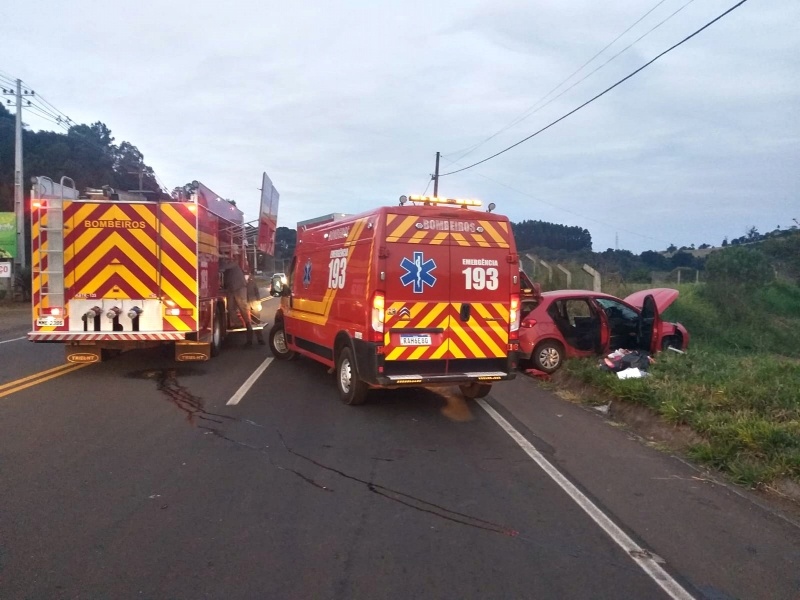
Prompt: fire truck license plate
<box><xmin>37</xmin><ymin>317</ymin><xmax>64</xmax><ymax>326</ymax></box>
<box><xmin>400</xmin><ymin>334</ymin><xmax>431</xmax><ymax>346</ymax></box>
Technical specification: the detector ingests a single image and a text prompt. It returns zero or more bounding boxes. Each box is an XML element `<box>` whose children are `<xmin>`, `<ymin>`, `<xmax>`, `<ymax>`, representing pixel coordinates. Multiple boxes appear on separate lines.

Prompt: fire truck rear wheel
<box><xmin>336</xmin><ymin>345</ymin><xmax>368</xmax><ymax>405</ymax></box>
<box><xmin>459</xmin><ymin>382</ymin><xmax>492</xmax><ymax>399</ymax></box>
<box><xmin>211</xmin><ymin>307</ymin><xmax>223</xmax><ymax>357</ymax></box>
<box><xmin>269</xmin><ymin>323</ymin><xmax>296</xmax><ymax>360</ymax></box>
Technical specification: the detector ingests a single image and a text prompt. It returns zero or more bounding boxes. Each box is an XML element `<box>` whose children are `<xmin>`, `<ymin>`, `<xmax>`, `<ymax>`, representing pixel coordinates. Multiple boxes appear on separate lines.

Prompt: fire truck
<box><xmin>269</xmin><ymin>195</ymin><xmax>521</xmax><ymax>404</ymax></box>
<box><xmin>27</xmin><ymin>176</ymin><xmax>262</xmax><ymax>362</ymax></box>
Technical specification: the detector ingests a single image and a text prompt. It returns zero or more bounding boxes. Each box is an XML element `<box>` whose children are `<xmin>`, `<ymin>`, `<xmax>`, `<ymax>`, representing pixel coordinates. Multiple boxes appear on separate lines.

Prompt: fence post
<box><xmin>539</xmin><ymin>260</ymin><xmax>553</xmax><ymax>283</ymax></box>
<box><xmin>556</xmin><ymin>264</ymin><xmax>572</xmax><ymax>288</ymax></box>
<box><xmin>582</xmin><ymin>264</ymin><xmax>601</xmax><ymax>292</ymax></box>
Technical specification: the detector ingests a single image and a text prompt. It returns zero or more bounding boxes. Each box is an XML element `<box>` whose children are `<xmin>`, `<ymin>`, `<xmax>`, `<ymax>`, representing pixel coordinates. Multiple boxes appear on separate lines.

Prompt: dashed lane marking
<box><xmin>226</xmin><ymin>357</ymin><xmax>274</xmax><ymax>406</ymax></box>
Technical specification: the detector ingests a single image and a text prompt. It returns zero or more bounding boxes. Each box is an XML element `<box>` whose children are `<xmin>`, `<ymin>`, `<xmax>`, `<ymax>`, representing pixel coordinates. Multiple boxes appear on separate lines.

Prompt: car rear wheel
<box><xmin>269</xmin><ymin>323</ymin><xmax>296</xmax><ymax>360</ymax></box>
<box><xmin>459</xmin><ymin>382</ymin><xmax>492</xmax><ymax>399</ymax></box>
<box><xmin>533</xmin><ymin>341</ymin><xmax>563</xmax><ymax>373</ymax></box>
<box><xmin>336</xmin><ymin>345</ymin><xmax>368</xmax><ymax>405</ymax></box>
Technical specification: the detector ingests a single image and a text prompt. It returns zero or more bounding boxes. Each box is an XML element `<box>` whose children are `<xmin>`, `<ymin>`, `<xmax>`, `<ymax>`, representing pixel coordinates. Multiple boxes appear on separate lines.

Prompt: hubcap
<box><xmin>274</xmin><ymin>330</ymin><xmax>288</xmax><ymax>354</ymax></box>
<box><xmin>539</xmin><ymin>347</ymin><xmax>560</xmax><ymax>369</ymax></box>
<box><xmin>339</xmin><ymin>358</ymin><xmax>352</xmax><ymax>393</ymax></box>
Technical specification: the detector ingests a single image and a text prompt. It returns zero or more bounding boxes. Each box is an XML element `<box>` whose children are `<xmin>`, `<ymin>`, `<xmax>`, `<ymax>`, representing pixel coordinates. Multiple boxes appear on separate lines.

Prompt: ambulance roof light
<box><xmin>406</xmin><ymin>195</ymin><xmax>482</xmax><ymax>208</ymax></box>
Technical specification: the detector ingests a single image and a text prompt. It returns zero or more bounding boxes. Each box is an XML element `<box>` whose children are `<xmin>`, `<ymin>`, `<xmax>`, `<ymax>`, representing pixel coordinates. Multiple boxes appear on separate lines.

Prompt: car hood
<box><xmin>623</xmin><ymin>288</ymin><xmax>679</xmax><ymax>313</ymax></box>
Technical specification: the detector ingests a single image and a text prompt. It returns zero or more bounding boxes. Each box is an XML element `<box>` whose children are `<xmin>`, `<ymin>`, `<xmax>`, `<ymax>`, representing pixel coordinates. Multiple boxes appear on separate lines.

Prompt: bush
<box><xmin>705</xmin><ymin>247</ymin><xmax>774</xmax><ymax>289</ymax></box>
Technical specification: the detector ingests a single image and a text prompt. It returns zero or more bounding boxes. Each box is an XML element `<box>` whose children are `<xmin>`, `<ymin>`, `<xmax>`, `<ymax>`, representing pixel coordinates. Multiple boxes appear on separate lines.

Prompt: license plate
<box><xmin>399</xmin><ymin>334</ymin><xmax>431</xmax><ymax>346</ymax></box>
<box><xmin>37</xmin><ymin>317</ymin><xmax>64</xmax><ymax>327</ymax></box>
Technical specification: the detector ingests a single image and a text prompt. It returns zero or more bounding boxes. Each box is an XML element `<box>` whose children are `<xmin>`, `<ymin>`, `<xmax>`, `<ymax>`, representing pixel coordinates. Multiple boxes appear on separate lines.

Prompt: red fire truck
<box><xmin>269</xmin><ymin>195</ymin><xmax>521</xmax><ymax>404</ymax></box>
<box><xmin>27</xmin><ymin>176</ymin><xmax>262</xmax><ymax>362</ymax></box>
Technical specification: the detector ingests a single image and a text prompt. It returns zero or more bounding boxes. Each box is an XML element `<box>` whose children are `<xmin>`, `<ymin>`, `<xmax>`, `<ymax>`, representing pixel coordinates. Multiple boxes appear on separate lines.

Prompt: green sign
<box><xmin>0</xmin><ymin>213</ymin><xmax>16</xmax><ymax>259</ymax></box>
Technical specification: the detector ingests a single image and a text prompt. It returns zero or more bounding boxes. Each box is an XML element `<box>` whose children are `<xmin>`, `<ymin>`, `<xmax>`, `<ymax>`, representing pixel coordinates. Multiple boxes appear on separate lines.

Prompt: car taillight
<box><xmin>371</xmin><ymin>291</ymin><xmax>385</xmax><ymax>342</ymax></box>
<box><xmin>521</xmin><ymin>319</ymin><xmax>537</xmax><ymax>328</ymax></box>
<box><xmin>509</xmin><ymin>294</ymin><xmax>521</xmax><ymax>341</ymax></box>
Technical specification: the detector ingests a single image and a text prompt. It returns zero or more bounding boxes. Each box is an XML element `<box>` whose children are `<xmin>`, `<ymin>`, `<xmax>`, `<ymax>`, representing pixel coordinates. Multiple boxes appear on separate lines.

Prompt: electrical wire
<box><xmin>421</xmin><ymin>175</ymin><xmax>432</xmax><ymax>197</ymax></box>
<box><xmin>450</xmin><ymin>0</ymin><xmax>696</xmax><ymax>163</ymax></box>
<box><xmin>440</xmin><ymin>0</ymin><xmax>749</xmax><ymax>177</ymax></box>
<box><xmin>439</xmin><ymin>156</ymin><xmax>670</xmax><ymax>244</ymax></box>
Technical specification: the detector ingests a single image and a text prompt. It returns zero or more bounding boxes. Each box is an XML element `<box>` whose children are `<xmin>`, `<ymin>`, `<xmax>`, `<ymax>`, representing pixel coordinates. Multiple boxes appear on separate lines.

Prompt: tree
<box><xmin>721</xmin><ymin>237</ymin><xmax>728</xmax><ymax>247</ymax></box>
<box><xmin>705</xmin><ymin>247</ymin><xmax>774</xmax><ymax>289</ymax></box>
<box><xmin>667</xmin><ymin>243</ymin><xmax>677</xmax><ymax>253</ymax></box>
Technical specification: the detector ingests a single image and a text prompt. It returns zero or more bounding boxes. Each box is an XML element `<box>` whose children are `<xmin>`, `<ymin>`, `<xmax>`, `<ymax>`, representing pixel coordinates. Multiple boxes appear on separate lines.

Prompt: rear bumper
<box><xmin>28</xmin><ymin>332</ymin><xmax>187</xmax><ymax>342</ymax></box>
<box><xmin>353</xmin><ymin>339</ymin><xmax>518</xmax><ymax>387</ymax></box>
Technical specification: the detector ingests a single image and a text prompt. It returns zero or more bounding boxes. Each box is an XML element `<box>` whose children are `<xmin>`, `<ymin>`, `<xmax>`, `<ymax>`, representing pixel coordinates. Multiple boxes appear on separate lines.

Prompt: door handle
<box><xmin>460</xmin><ymin>303</ymin><xmax>471</xmax><ymax>322</ymax></box>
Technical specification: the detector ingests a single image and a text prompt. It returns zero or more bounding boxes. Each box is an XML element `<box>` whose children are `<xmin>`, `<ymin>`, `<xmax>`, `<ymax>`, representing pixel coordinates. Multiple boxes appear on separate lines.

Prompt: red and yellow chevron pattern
<box><xmin>158</xmin><ymin>203</ymin><xmax>199</xmax><ymax>331</ymax></box>
<box><xmin>383</xmin><ymin>301</ymin><xmax>509</xmax><ymax>361</ymax></box>
<box><xmin>385</xmin><ymin>214</ymin><xmax>510</xmax><ymax>248</ymax></box>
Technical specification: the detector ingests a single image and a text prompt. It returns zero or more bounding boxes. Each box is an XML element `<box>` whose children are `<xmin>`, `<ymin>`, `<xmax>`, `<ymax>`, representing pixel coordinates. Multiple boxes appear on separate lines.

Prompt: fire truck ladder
<box><xmin>33</xmin><ymin>176</ymin><xmax>75</xmax><ymax>311</ymax></box>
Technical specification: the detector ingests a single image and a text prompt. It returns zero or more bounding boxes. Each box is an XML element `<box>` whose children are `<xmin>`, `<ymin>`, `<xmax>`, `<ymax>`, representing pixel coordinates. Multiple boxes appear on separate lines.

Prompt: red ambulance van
<box><xmin>269</xmin><ymin>196</ymin><xmax>520</xmax><ymax>404</ymax></box>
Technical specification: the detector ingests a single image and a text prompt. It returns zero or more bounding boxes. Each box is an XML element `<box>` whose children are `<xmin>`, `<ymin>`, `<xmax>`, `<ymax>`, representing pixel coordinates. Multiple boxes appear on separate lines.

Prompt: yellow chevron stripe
<box><xmin>79</xmin><ymin>231</ymin><xmax>158</xmax><ymax>277</ymax></box>
<box><xmin>460</xmin><ymin>317</ymin><xmax>505</xmax><ymax>358</ymax></box>
<box><xmin>161</xmin><ymin>204</ymin><xmax>196</xmax><ymax>240</ymax></box>
<box><xmin>387</xmin><ymin>214</ymin><xmax>398</xmax><ymax>227</ymax></box>
<box><xmin>451</xmin><ymin>233</ymin><xmax>469</xmax><ymax>246</ymax></box>
<box><xmin>130</xmin><ymin>204</ymin><xmax>158</xmax><ymax>228</ymax></box>
<box><xmin>408</xmin><ymin>345</ymin><xmax>429</xmax><ymax>360</ymax></box>
<box><xmin>450</xmin><ymin>319</ymin><xmax>487</xmax><ymax>358</ymax></box>
<box><xmin>79</xmin><ymin>264</ymin><xmax>153</xmax><ymax>299</ymax></box>
<box><xmin>160</xmin><ymin>251</ymin><xmax>197</xmax><ymax>303</ymax></box>
<box><xmin>386</xmin><ymin>215</ymin><xmax>418</xmax><ymax>241</ymax></box>
<box><xmin>410</xmin><ymin>229</ymin><xmax>428</xmax><ymax>242</ymax></box>
<box><xmin>387</xmin><ymin>346</ymin><xmax>405</xmax><ymax>361</ymax></box>
<box><xmin>431</xmin><ymin>232</ymin><xmax>448</xmax><ymax>245</ymax></box>
<box><xmin>164</xmin><ymin>314</ymin><xmax>193</xmax><ymax>331</ymax></box>
<box><xmin>473</xmin><ymin>303</ymin><xmax>510</xmax><ymax>341</ymax></box>
<box><xmin>416</xmin><ymin>302</ymin><xmax>448</xmax><ymax>328</ymax></box>
<box><xmin>159</xmin><ymin>222</ymin><xmax>196</xmax><ymax>267</ymax></box>
<box><xmin>479</xmin><ymin>220</ymin><xmax>508</xmax><ymax>246</ymax></box>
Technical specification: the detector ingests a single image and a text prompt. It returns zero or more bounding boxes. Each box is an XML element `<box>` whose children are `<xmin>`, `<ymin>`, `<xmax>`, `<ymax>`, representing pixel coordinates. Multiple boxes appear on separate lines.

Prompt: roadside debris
<box><xmin>599</xmin><ymin>349</ymin><xmax>654</xmax><ymax>374</ymax></box>
<box><xmin>524</xmin><ymin>368</ymin><xmax>551</xmax><ymax>381</ymax></box>
<box><xmin>616</xmin><ymin>367</ymin><xmax>649</xmax><ymax>380</ymax></box>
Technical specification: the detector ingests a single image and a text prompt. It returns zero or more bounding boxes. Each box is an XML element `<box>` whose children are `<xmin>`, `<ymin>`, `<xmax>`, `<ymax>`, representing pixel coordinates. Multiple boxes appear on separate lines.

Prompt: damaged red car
<box><xmin>519</xmin><ymin>288</ymin><xmax>689</xmax><ymax>373</ymax></box>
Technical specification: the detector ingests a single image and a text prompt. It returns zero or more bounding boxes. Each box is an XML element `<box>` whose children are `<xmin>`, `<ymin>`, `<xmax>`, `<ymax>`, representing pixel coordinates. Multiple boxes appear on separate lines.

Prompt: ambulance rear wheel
<box><xmin>459</xmin><ymin>382</ymin><xmax>492</xmax><ymax>399</ymax></box>
<box><xmin>211</xmin><ymin>307</ymin><xmax>223</xmax><ymax>357</ymax></box>
<box><xmin>336</xmin><ymin>346</ymin><xmax>368</xmax><ymax>405</ymax></box>
<box><xmin>269</xmin><ymin>323</ymin><xmax>296</xmax><ymax>360</ymax></box>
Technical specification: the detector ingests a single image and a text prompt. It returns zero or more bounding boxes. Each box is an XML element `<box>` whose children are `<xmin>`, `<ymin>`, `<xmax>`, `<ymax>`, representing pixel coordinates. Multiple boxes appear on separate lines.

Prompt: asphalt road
<box><xmin>1</xmin><ymin>301</ymin><xmax>799</xmax><ymax>599</ymax></box>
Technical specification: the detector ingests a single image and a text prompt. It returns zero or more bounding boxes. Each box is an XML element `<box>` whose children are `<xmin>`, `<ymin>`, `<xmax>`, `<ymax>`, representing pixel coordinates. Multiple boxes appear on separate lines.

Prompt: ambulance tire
<box><xmin>336</xmin><ymin>345</ymin><xmax>368</xmax><ymax>405</ymax></box>
<box><xmin>269</xmin><ymin>323</ymin><xmax>296</xmax><ymax>361</ymax></box>
<box><xmin>459</xmin><ymin>382</ymin><xmax>492</xmax><ymax>399</ymax></box>
<box><xmin>211</xmin><ymin>307</ymin><xmax>223</xmax><ymax>357</ymax></box>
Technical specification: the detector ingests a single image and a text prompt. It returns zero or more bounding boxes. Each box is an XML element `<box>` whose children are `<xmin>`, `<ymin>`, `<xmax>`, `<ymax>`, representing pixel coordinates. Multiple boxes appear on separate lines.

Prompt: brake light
<box><xmin>165</xmin><ymin>307</ymin><xmax>193</xmax><ymax>317</ymax></box>
<box><xmin>42</xmin><ymin>306</ymin><xmax>63</xmax><ymax>316</ymax></box>
<box><xmin>371</xmin><ymin>291</ymin><xmax>385</xmax><ymax>342</ymax></box>
<box><xmin>509</xmin><ymin>294</ymin><xmax>521</xmax><ymax>341</ymax></box>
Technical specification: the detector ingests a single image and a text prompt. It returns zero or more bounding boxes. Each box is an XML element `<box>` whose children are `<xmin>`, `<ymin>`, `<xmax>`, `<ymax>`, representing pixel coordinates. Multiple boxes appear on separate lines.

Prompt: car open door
<box><xmin>637</xmin><ymin>294</ymin><xmax>661</xmax><ymax>353</ymax></box>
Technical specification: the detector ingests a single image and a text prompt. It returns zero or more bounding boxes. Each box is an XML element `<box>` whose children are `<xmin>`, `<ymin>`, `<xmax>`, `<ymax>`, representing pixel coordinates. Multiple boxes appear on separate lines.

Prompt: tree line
<box><xmin>0</xmin><ymin>104</ymin><xmax>162</xmax><ymax>211</ymax></box>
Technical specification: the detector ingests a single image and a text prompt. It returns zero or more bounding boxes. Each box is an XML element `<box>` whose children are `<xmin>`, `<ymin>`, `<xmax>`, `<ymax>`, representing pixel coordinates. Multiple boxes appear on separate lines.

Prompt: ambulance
<box><xmin>268</xmin><ymin>195</ymin><xmax>521</xmax><ymax>404</ymax></box>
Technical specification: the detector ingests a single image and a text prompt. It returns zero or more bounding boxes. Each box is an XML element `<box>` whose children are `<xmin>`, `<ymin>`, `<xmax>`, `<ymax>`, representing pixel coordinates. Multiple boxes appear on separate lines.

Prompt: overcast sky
<box><xmin>2</xmin><ymin>0</ymin><xmax>798</xmax><ymax>253</ymax></box>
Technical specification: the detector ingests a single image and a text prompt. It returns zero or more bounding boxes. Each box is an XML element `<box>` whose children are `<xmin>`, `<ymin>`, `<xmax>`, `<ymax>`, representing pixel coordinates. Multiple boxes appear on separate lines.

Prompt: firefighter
<box><xmin>246</xmin><ymin>269</ymin><xmax>264</xmax><ymax>327</ymax></box>
<box><xmin>222</xmin><ymin>258</ymin><xmax>265</xmax><ymax>347</ymax></box>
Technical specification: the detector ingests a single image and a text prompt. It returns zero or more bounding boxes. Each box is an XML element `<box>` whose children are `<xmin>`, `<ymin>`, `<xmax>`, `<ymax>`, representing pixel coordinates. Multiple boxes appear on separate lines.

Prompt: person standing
<box><xmin>222</xmin><ymin>258</ymin><xmax>264</xmax><ymax>347</ymax></box>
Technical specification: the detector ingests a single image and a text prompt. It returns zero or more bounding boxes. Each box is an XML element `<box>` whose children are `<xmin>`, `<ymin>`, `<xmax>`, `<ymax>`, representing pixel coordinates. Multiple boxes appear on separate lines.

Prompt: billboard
<box><xmin>0</xmin><ymin>212</ymin><xmax>16</xmax><ymax>259</ymax></box>
<box><xmin>257</xmin><ymin>172</ymin><xmax>280</xmax><ymax>255</ymax></box>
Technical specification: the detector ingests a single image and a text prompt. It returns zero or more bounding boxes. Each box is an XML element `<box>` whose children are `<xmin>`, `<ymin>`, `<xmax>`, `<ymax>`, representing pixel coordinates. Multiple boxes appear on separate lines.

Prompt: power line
<box><xmin>439</xmin><ymin>156</ymin><xmax>670</xmax><ymax>244</ymax></box>
<box><xmin>440</xmin><ymin>0</ymin><xmax>749</xmax><ymax>177</ymax></box>
<box><xmin>449</xmin><ymin>0</ymin><xmax>696</xmax><ymax>164</ymax></box>
<box><xmin>446</xmin><ymin>0</ymin><xmax>675</xmax><ymax>162</ymax></box>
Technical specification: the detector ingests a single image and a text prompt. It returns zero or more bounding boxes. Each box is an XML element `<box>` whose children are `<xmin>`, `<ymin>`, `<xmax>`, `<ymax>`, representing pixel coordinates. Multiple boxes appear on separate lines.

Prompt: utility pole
<box><xmin>128</xmin><ymin>165</ymin><xmax>145</xmax><ymax>192</ymax></box>
<box><xmin>14</xmin><ymin>79</ymin><xmax>26</xmax><ymax>270</ymax></box>
<box><xmin>432</xmin><ymin>151</ymin><xmax>440</xmax><ymax>198</ymax></box>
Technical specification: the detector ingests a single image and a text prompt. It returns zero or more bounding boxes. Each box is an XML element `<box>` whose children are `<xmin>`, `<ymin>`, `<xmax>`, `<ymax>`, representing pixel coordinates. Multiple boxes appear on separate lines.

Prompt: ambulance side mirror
<box><xmin>270</xmin><ymin>276</ymin><xmax>283</xmax><ymax>297</ymax></box>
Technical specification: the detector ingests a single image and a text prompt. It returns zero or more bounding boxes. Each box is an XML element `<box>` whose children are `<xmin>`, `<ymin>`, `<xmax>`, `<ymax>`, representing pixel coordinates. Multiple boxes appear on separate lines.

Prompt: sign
<box><xmin>257</xmin><ymin>172</ymin><xmax>280</xmax><ymax>255</ymax></box>
<box><xmin>0</xmin><ymin>262</ymin><xmax>10</xmax><ymax>278</ymax></box>
<box><xmin>0</xmin><ymin>213</ymin><xmax>16</xmax><ymax>259</ymax></box>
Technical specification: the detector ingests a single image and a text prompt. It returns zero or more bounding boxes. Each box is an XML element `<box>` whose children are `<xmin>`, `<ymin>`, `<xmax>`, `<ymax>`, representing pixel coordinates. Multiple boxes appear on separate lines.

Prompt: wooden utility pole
<box><xmin>433</xmin><ymin>151</ymin><xmax>440</xmax><ymax>197</ymax></box>
<box><xmin>14</xmin><ymin>79</ymin><xmax>26</xmax><ymax>270</ymax></box>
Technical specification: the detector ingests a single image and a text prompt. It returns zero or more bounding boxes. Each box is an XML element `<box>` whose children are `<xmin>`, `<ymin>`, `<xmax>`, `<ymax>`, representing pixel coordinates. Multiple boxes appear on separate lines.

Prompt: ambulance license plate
<box><xmin>400</xmin><ymin>334</ymin><xmax>431</xmax><ymax>346</ymax></box>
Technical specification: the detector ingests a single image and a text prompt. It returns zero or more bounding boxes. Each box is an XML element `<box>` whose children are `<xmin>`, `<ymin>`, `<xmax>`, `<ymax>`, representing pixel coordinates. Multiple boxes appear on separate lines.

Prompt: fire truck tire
<box><xmin>336</xmin><ymin>345</ymin><xmax>368</xmax><ymax>405</ymax></box>
<box><xmin>269</xmin><ymin>323</ymin><xmax>296</xmax><ymax>361</ymax></box>
<box><xmin>211</xmin><ymin>307</ymin><xmax>223</xmax><ymax>357</ymax></box>
<box><xmin>459</xmin><ymin>382</ymin><xmax>492</xmax><ymax>399</ymax></box>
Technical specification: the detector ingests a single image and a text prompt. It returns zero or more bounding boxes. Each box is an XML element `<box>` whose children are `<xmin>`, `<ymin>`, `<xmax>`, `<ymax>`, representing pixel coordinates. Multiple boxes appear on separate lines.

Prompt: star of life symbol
<box><xmin>400</xmin><ymin>252</ymin><xmax>437</xmax><ymax>294</ymax></box>
<box><xmin>303</xmin><ymin>259</ymin><xmax>312</xmax><ymax>288</ymax></box>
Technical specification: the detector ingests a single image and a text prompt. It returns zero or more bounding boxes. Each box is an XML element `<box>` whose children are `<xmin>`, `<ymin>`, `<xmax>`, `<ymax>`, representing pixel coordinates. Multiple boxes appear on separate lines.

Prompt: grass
<box><xmin>562</xmin><ymin>281</ymin><xmax>800</xmax><ymax>489</ymax></box>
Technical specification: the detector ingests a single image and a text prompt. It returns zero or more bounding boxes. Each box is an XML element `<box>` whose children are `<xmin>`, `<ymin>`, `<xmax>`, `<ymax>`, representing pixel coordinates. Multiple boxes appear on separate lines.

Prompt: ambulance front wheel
<box><xmin>269</xmin><ymin>323</ymin><xmax>296</xmax><ymax>360</ymax></box>
<box><xmin>336</xmin><ymin>345</ymin><xmax>368</xmax><ymax>405</ymax></box>
<box><xmin>459</xmin><ymin>382</ymin><xmax>492</xmax><ymax>399</ymax></box>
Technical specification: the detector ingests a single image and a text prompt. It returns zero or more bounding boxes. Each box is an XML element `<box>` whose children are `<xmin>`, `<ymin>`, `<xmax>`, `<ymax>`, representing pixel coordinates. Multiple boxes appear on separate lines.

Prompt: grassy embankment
<box><xmin>563</xmin><ymin>280</ymin><xmax>800</xmax><ymax>488</ymax></box>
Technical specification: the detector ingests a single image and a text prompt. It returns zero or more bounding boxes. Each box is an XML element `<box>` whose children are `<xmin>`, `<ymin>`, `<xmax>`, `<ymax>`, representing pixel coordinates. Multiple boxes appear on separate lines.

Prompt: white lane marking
<box><xmin>226</xmin><ymin>356</ymin><xmax>274</xmax><ymax>406</ymax></box>
<box><xmin>476</xmin><ymin>398</ymin><xmax>695</xmax><ymax>600</ymax></box>
<box><xmin>0</xmin><ymin>336</ymin><xmax>25</xmax><ymax>345</ymax></box>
